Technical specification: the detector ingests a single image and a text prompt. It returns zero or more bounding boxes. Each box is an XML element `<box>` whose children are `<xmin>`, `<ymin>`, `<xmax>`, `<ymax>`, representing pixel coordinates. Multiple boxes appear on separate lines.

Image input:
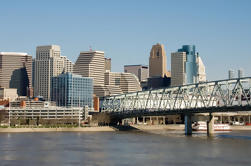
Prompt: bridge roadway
<box><xmin>101</xmin><ymin>77</ymin><xmax>251</xmax><ymax>135</ymax></box>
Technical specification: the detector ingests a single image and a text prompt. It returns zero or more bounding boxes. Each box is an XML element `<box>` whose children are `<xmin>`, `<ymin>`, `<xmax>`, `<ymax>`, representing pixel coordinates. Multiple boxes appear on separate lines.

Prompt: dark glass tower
<box><xmin>178</xmin><ymin>45</ymin><xmax>198</xmax><ymax>84</ymax></box>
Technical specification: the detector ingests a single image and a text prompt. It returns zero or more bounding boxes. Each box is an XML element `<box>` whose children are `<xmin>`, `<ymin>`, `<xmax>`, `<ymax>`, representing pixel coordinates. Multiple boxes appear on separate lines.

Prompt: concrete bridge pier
<box><xmin>207</xmin><ymin>113</ymin><xmax>214</xmax><ymax>136</ymax></box>
<box><xmin>185</xmin><ymin>114</ymin><xmax>192</xmax><ymax>135</ymax></box>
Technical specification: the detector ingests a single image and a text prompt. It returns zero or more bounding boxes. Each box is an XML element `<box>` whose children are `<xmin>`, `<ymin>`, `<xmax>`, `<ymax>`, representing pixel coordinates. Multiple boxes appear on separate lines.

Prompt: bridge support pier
<box><xmin>185</xmin><ymin>114</ymin><xmax>192</xmax><ymax>135</ymax></box>
<box><xmin>207</xmin><ymin>113</ymin><xmax>214</xmax><ymax>136</ymax></box>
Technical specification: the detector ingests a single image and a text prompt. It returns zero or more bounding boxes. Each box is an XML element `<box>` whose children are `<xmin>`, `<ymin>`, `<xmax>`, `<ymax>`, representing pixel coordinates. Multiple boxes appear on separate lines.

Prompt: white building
<box><xmin>0</xmin><ymin>88</ymin><xmax>18</xmax><ymax>101</ymax></box>
<box><xmin>105</xmin><ymin>72</ymin><xmax>142</xmax><ymax>93</ymax></box>
<box><xmin>124</xmin><ymin>65</ymin><xmax>149</xmax><ymax>82</ymax></box>
<box><xmin>34</xmin><ymin>45</ymin><xmax>73</xmax><ymax>101</ymax></box>
<box><xmin>197</xmin><ymin>57</ymin><xmax>206</xmax><ymax>82</ymax></box>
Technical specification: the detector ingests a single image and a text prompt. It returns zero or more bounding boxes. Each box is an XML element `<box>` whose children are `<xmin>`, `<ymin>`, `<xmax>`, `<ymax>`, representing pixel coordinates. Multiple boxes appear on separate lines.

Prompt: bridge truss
<box><xmin>101</xmin><ymin>77</ymin><xmax>251</xmax><ymax>115</ymax></box>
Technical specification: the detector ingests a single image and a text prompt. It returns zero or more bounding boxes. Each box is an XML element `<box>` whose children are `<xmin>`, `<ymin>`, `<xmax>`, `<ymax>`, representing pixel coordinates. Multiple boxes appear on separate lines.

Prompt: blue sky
<box><xmin>0</xmin><ymin>0</ymin><xmax>251</xmax><ymax>81</ymax></box>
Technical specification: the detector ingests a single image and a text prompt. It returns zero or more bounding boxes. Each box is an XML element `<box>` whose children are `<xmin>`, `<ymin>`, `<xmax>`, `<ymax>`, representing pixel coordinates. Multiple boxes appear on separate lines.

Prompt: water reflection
<box><xmin>0</xmin><ymin>131</ymin><xmax>250</xmax><ymax>166</ymax></box>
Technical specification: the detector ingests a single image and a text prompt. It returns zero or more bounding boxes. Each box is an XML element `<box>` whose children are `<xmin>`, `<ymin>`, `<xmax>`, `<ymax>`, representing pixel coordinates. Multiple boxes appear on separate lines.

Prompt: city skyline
<box><xmin>0</xmin><ymin>0</ymin><xmax>251</xmax><ymax>81</ymax></box>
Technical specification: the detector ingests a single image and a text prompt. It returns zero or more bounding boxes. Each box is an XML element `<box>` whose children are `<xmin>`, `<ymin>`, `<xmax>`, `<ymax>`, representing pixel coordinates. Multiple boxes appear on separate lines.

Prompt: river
<box><xmin>0</xmin><ymin>130</ymin><xmax>250</xmax><ymax>166</ymax></box>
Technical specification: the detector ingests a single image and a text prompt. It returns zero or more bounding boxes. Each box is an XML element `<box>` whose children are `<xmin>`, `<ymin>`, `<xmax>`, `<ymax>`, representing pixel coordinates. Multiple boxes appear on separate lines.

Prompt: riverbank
<box><xmin>0</xmin><ymin>126</ymin><xmax>115</xmax><ymax>133</ymax></box>
<box><xmin>1</xmin><ymin>124</ymin><xmax>251</xmax><ymax>133</ymax></box>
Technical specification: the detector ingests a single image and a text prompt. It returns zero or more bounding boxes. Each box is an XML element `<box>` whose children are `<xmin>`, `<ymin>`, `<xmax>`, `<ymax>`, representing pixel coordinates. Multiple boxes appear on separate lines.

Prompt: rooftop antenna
<box><xmin>89</xmin><ymin>46</ymin><xmax>92</xmax><ymax>51</ymax></box>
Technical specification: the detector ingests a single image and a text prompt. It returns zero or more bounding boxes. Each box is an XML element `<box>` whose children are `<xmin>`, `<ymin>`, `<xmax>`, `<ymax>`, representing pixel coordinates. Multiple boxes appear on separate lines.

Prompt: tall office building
<box><xmin>124</xmin><ymin>65</ymin><xmax>149</xmax><ymax>82</ymax></box>
<box><xmin>74</xmin><ymin>51</ymin><xmax>105</xmax><ymax>97</ymax></box>
<box><xmin>0</xmin><ymin>52</ymin><xmax>32</xmax><ymax>96</ymax></box>
<box><xmin>171</xmin><ymin>45</ymin><xmax>206</xmax><ymax>86</ymax></box>
<box><xmin>238</xmin><ymin>69</ymin><xmax>244</xmax><ymax>78</ymax></box>
<box><xmin>171</xmin><ymin>52</ymin><xmax>187</xmax><ymax>86</ymax></box>
<box><xmin>51</xmin><ymin>72</ymin><xmax>93</xmax><ymax>108</ymax></box>
<box><xmin>178</xmin><ymin>45</ymin><xmax>198</xmax><ymax>84</ymax></box>
<box><xmin>74</xmin><ymin>51</ymin><xmax>105</xmax><ymax>85</ymax></box>
<box><xmin>34</xmin><ymin>45</ymin><xmax>73</xmax><ymax>101</ymax></box>
<box><xmin>228</xmin><ymin>70</ymin><xmax>234</xmax><ymax>79</ymax></box>
<box><xmin>149</xmin><ymin>43</ymin><xmax>168</xmax><ymax>78</ymax></box>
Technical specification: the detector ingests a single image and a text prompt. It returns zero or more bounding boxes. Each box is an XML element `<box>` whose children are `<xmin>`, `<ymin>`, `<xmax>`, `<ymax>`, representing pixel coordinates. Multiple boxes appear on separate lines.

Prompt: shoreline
<box><xmin>0</xmin><ymin>125</ymin><xmax>251</xmax><ymax>133</ymax></box>
<box><xmin>0</xmin><ymin>126</ymin><xmax>115</xmax><ymax>133</ymax></box>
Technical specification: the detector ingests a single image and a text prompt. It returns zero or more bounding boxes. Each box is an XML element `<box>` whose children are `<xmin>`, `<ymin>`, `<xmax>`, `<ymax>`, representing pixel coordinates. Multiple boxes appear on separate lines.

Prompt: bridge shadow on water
<box><xmin>110</xmin><ymin>125</ymin><xmax>141</xmax><ymax>131</ymax></box>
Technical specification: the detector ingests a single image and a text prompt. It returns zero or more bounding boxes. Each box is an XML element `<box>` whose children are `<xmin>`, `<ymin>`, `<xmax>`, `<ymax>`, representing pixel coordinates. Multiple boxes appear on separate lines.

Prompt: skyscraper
<box><xmin>34</xmin><ymin>45</ymin><xmax>73</xmax><ymax>100</ymax></box>
<box><xmin>171</xmin><ymin>45</ymin><xmax>206</xmax><ymax>87</ymax></box>
<box><xmin>74</xmin><ymin>51</ymin><xmax>105</xmax><ymax>85</ymax></box>
<box><xmin>0</xmin><ymin>52</ymin><xmax>32</xmax><ymax>97</ymax></box>
<box><xmin>178</xmin><ymin>45</ymin><xmax>198</xmax><ymax>84</ymax></box>
<box><xmin>171</xmin><ymin>52</ymin><xmax>187</xmax><ymax>86</ymax></box>
<box><xmin>149</xmin><ymin>43</ymin><xmax>168</xmax><ymax>78</ymax></box>
<box><xmin>51</xmin><ymin>72</ymin><xmax>93</xmax><ymax>108</ymax></box>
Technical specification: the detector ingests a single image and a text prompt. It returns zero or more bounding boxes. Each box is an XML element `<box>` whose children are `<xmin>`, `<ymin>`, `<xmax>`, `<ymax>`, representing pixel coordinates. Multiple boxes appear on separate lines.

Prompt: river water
<box><xmin>0</xmin><ymin>130</ymin><xmax>250</xmax><ymax>166</ymax></box>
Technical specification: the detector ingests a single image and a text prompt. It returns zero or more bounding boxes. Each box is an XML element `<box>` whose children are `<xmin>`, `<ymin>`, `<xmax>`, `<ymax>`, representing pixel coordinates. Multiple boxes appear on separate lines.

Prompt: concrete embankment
<box><xmin>231</xmin><ymin>126</ymin><xmax>251</xmax><ymax>131</ymax></box>
<box><xmin>131</xmin><ymin>124</ymin><xmax>251</xmax><ymax>131</ymax></box>
<box><xmin>0</xmin><ymin>126</ymin><xmax>115</xmax><ymax>133</ymax></box>
<box><xmin>131</xmin><ymin>124</ymin><xmax>185</xmax><ymax>131</ymax></box>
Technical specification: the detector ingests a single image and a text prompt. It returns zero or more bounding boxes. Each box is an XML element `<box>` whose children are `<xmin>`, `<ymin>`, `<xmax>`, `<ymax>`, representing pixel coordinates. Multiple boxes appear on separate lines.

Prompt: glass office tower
<box><xmin>178</xmin><ymin>45</ymin><xmax>198</xmax><ymax>84</ymax></box>
<box><xmin>51</xmin><ymin>73</ymin><xmax>93</xmax><ymax>108</ymax></box>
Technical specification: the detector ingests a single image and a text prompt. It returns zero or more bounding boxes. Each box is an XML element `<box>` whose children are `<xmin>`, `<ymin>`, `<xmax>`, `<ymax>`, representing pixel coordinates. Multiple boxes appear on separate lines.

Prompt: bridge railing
<box><xmin>101</xmin><ymin>77</ymin><xmax>251</xmax><ymax>113</ymax></box>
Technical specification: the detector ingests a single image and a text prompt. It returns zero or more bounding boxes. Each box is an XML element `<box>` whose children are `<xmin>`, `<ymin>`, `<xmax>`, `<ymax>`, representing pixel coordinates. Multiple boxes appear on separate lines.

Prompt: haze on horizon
<box><xmin>0</xmin><ymin>0</ymin><xmax>251</xmax><ymax>81</ymax></box>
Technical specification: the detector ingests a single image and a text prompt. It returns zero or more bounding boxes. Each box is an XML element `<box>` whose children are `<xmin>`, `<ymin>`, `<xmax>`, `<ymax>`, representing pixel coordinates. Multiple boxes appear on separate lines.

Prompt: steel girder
<box><xmin>101</xmin><ymin>77</ymin><xmax>251</xmax><ymax>114</ymax></box>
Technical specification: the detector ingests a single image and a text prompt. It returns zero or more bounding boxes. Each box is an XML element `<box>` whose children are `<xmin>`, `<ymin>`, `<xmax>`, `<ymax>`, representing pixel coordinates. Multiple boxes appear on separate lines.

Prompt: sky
<box><xmin>0</xmin><ymin>0</ymin><xmax>251</xmax><ymax>81</ymax></box>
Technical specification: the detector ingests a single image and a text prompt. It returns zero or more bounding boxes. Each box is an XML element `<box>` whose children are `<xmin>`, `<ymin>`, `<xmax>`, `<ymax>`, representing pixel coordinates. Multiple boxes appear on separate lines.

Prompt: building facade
<box><xmin>74</xmin><ymin>51</ymin><xmax>105</xmax><ymax>97</ymax></box>
<box><xmin>171</xmin><ymin>45</ymin><xmax>206</xmax><ymax>87</ymax></box>
<box><xmin>149</xmin><ymin>43</ymin><xmax>168</xmax><ymax>78</ymax></box>
<box><xmin>178</xmin><ymin>45</ymin><xmax>198</xmax><ymax>84</ymax></box>
<box><xmin>8</xmin><ymin>106</ymin><xmax>83</xmax><ymax>121</ymax></box>
<box><xmin>51</xmin><ymin>73</ymin><xmax>93</xmax><ymax>108</ymax></box>
<box><xmin>0</xmin><ymin>88</ymin><xmax>18</xmax><ymax>101</ymax></box>
<box><xmin>32</xmin><ymin>58</ymin><xmax>35</xmax><ymax>88</ymax></box>
<box><xmin>34</xmin><ymin>45</ymin><xmax>73</xmax><ymax>101</ymax></box>
<box><xmin>105</xmin><ymin>58</ymin><xmax>111</xmax><ymax>72</ymax></box>
<box><xmin>171</xmin><ymin>52</ymin><xmax>187</xmax><ymax>86</ymax></box>
<box><xmin>0</xmin><ymin>52</ymin><xmax>32</xmax><ymax>97</ymax></box>
<box><xmin>124</xmin><ymin>65</ymin><xmax>149</xmax><ymax>82</ymax></box>
<box><xmin>74</xmin><ymin>51</ymin><xmax>105</xmax><ymax>85</ymax></box>
<box><xmin>105</xmin><ymin>72</ymin><xmax>142</xmax><ymax>94</ymax></box>
<box><xmin>197</xmin><ymin>56</ymin><xmax>206</xmax><ymax>82</ymax></box>
<box><xmin>238</xmin><ymin>69</ymin><xmax>244</xmax><ymax>78</ymax></box>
